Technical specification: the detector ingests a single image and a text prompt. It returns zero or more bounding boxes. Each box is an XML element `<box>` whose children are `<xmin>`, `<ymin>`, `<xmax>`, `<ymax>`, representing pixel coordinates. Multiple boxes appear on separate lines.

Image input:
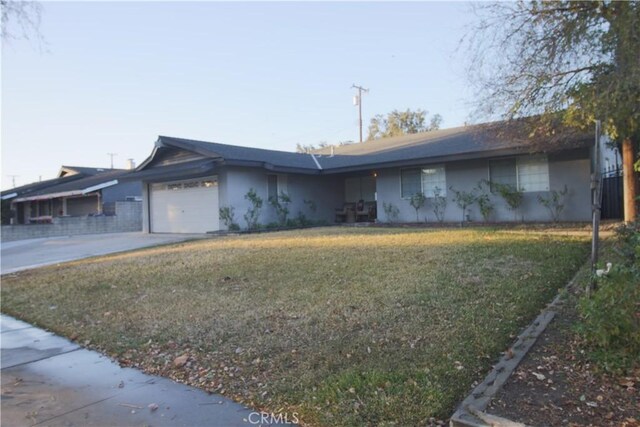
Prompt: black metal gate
<box><xmin>601</xmin><ymin>165</ymin><xmax>623</xmax><ymax>219</ymax></box>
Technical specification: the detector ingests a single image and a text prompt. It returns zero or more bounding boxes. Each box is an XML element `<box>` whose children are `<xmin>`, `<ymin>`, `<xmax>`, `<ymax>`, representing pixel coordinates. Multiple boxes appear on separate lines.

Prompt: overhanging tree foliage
<box><xmin>465</xmin><ymin>1</ymin><xmax>640</xmax><ymax>221</ymax></box>
<box><xmin>367</xmin><ymin>109</ymin><xmax>442</xmax><ymax>140</ymax></box>
<box><xmin>1</xmin><ymin>0</ymin><xmax>43</xmax><ymax>43</ymax></box>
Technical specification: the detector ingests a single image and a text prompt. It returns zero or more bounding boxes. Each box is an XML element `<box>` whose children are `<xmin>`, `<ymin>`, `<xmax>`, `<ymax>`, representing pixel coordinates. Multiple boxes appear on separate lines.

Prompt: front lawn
<box><xmin>1</xmin><ymin>227</ymin><xmax>589</xmax><ymax>426</ymax></box>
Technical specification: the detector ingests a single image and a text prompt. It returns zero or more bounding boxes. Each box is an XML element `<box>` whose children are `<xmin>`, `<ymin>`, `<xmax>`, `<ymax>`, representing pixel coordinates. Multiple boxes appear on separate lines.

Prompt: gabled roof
<box><xmin>154</xmin><ymin>136</ymin><xmax>321</xmax><ymax>172</ymax></box>
<box><xmin>58</xmin><ymin>166</ymin><xmax>119</xmax><ymax>178</ymax></box>
<box><xmin>136</xmin><ymin>122</ymin><xmax>591</xmax><ymax>177</ymax></box>
<box><xmin>2</xmin><ymin>175</ymin><xmax>85</xmax><ymax>201</ymax></box>
<box><xmin>6</xmin><ymin>169</ymin><xmax>134</xmax><ymax>202</ymax></box>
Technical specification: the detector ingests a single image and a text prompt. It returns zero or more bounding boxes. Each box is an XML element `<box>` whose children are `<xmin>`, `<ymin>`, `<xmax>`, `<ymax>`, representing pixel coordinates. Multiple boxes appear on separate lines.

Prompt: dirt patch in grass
<box><xmin>1</xmin><ymin>227</ymin><xmax>589</xmax><ymax>426</ymax></box>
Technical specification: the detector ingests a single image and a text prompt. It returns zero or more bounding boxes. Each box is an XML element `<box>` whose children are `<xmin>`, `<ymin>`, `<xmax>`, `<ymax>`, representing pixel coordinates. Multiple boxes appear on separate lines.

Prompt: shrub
<box><xmin>537</xmin><ymin>185</ymin><xmax>569</xmax><ymax>222</ymax></box>
<box><xmin>578</xmin><ymin>268</ymin><xmax>640</xmax><ymax>373</ymax></box>
<box><xmin>578</xmin><ymin>221</ymin><xmax>640</xmax><ymax>373</ymax></box>
<box><xmin>409</xmin><ymin>192</ymin><xmax>426</xmax><ymax>222</ymax></box>
<box><xmin>269</xmin><ymin>191</ymin><xmax>292</xmax><ymax>225</ymax></box>
<box><xmin>492</xmin><ymin>182</ymin><xmax>524</xmax><ymax>221</ymax></box>
<box><xmin>243</xmin><ymin>188</ymin><xmax>263</xmax><ymax>230</ymax></box>
<box><xmin>295</xmin><ymin>211</ymin><xmax>312</xmax><ymax>227</ymax></box>
<box><xmin>219</xmin><ymin>206</ymin><xmax>240</xmax><ymax>231</ymax></box>
<box><xmin>449</xmin><ymin>186</ymin><xmax>477</xmax><ymax>225</ymax></box>
<box><xmin>432</xmin><ymin>186</ymin><xmax>447</xmax><ymax>223</ymax></box>
<box><xmin>382</xmin><ymin>202</ymin><xmax>400</xmax><ymax>224</ymax></box>
<box><xmin>476</xmin><ymin>181</ymin><xmax>494</xmax><ymax>222</ymax></box>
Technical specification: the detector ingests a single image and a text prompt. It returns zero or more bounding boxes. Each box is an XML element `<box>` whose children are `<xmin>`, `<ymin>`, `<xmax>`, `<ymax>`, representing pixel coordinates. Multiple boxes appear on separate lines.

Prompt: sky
<box><xmin>1</xmin><ymin>1</ymin><xmax>478</xmax><ymax>189</ymax></box>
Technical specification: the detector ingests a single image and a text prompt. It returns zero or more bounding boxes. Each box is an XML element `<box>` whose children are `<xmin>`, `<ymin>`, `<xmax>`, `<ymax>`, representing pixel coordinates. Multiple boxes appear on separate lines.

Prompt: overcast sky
<box><xmin>2</xmin><ymin>1</ymin><xmax>477</xmax><ymax>189</ymax></box>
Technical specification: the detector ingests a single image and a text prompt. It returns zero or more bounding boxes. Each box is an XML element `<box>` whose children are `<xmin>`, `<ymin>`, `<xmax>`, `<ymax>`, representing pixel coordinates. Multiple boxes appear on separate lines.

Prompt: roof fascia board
<box><xmin>136</xmin><ymin>146</ymin><xmax>159</xmax><ymax>170</ymax></box>
<box><xmin>14</xmin><ymin>190</ymin><xmax>85</xmax><ymax>202</ymax></box>
<box><xmin>221</xmin><ymin>159</ymin><xmax>320</xmax><ymax>175</ymax></box>
<box><xmin>82</xmin><ymin>179</ymin><xmax>118</xmax><ymax>194</ymax></box>
<box><xmin>1</xmin><ymin>192</ymin><xmax>17</xmax><ymax>200</ymax></box>
<box><xmin>318</xmin><ymin>147</ymin><xmax>541</xmax><ymax>174</ymax></box>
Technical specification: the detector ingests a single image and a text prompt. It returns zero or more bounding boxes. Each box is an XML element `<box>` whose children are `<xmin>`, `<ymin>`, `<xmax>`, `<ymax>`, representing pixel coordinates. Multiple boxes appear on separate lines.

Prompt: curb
<box><xmin>449</xmin><ymin>268</ymin><xmax>582</xmax><ymax>427</ymax></box>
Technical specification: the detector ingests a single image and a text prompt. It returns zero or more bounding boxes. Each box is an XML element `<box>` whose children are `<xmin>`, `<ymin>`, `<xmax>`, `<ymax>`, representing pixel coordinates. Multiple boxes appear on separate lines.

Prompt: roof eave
<box><xmin>221</xmin><ymin>159</ymin><xmax>321</xmax><ymax>175</ymax></box>
<box><xmin>319</xmin><ymin>144</ymin><xmax>588</xmax><ymax>174</ymax></box>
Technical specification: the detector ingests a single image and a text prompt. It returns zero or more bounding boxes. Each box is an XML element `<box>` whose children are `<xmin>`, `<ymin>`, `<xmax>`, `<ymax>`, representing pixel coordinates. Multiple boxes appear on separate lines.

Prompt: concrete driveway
<box><xmin>1</xmin><ymin>232</ymin><xmax>209</xmax><ymax>274</ymax></box>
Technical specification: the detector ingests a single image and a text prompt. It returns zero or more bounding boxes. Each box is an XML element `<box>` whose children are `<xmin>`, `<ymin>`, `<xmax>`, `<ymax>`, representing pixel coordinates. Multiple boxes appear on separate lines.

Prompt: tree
<box><xmin>465</xmin><ymin>1</ymin><xmax>640</xmax><ymax>222</ymax></box>
<box><xmin>367</xmin><ymin>109</ymin><xmax>442</xmax><ymax>140</ymax></box>
<box><xmin>1</xmin><ymin>0</ymin><xmax>44</xmax><ymax>44</ymax></box>
<box><xmin>295</xmin><ymin>141</ymin><xmax>330</xmax><ymax>154</ymax></box>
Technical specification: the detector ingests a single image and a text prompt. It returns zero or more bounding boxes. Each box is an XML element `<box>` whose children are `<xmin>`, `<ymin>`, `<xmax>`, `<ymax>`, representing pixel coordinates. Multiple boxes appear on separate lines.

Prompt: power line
<box><xmin>351</xmin><ymin>84</ymin><xmax>369</xmax><ymax>143</ymax></box>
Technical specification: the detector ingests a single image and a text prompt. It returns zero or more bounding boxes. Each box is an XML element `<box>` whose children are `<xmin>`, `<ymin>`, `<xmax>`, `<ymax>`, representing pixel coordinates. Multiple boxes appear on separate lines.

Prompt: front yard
<box><xmin>1</xmin><ymin>227</ymin><xmax>589</xmax><ymax>426</ymax></box>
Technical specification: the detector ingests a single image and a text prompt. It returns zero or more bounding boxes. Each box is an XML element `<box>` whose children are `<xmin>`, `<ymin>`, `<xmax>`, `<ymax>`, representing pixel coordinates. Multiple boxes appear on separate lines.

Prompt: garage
<box><xmin>149</xmin><ymin>177</ymin><xmax>219</xmax><ymax>233</ymax></box>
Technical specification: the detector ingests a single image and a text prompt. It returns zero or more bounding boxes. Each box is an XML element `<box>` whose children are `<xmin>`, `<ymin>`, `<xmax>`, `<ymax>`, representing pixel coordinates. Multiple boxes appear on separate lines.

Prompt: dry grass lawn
<box><xmin>1</xmin><ymin>227</ymin><xmax>590</xmax><ymax>426</ymax></box>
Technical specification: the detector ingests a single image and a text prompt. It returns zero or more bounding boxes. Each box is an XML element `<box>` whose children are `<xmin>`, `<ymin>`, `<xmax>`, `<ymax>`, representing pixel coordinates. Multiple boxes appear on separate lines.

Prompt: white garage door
<box><xmin>150</xmin><ymin>177</ymin><xmax>219</xmax><ymax>233</ymax></box>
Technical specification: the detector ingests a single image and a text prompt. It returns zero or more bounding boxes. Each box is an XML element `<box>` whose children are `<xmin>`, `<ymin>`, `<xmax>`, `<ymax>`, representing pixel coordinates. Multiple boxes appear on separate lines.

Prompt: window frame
<box><xmin>487</xmin><ymin>155</ymin><xmax>550</xmax><ymax>193</ymax></box>
<box><xmin>399</xmin><ymin>164</ymin><xmax>446</xmax><ymax>199</ymax></box>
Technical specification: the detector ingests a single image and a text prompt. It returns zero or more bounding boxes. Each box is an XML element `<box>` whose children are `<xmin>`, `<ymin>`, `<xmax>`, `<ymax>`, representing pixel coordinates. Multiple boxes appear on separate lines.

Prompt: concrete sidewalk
<box><xmin>0</xmin><ymin>315</ymin><xmax>274</xmax><ymax>427</ymax></box>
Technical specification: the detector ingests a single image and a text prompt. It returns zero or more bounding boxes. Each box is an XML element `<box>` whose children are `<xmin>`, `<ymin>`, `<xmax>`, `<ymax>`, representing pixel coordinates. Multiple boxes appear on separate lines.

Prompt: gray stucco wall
<box><xmin>222</xmin><ymin>167</ymin><xmax>344</xmax><ymax>229</ymax></box>
<box><xmin>102</xmin><ymin>181</ymin><xmax>143</xmax><ymax>203</ymax></box>
<box><xmin>375</xmin><ymin>151</ymin><xmax>591</xmax><ymax>223</ymax></box>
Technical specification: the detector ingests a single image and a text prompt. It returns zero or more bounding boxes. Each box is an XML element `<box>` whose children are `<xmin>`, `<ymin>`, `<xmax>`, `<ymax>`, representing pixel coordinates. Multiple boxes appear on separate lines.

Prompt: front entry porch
<box><xmin>335</xmin><ymin>173</ymin><xmax>377</xmax><ymax>223</ymax></box>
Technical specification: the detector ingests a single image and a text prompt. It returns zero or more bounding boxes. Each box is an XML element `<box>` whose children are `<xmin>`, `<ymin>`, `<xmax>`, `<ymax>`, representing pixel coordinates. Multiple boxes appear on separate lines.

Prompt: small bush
<box><xmin>409</xmin><ymin>193</ymin><xmax>426</xmax><ymax>222</ymax></box>
<box><xmin>243</xmin><ymin>188</ymin><xmax>263</xmax><ymax>230</ymax></box>
<box><xmin>537</xmin><ymin>185</ymin><xmax>570</xmax><ymax>222</ymax></box>
<box><xmin>269</xmin><ymin>191</ymin><xmax>292</xmax><ymax>225</ymax></box>
<box><xmin>382</xmin><ymin>202</ymin><xmax>400</xmax><ymax>223</ymax></box>
<box><xmin>578</xmin><ymin>221</ymin><xmax>640</xmax><ymax>373</ymax></box>
<box><xmin>296</xmin><ymin>211</ymin><xmax>312</xmax><ymax>227</ymax></box>
<box><xmin>491</xmin><ymin>182</ymin><xmax>524</xmax><ymax>221</ymax></box>
<box><xmin>432</xmin><ymin>186</ymin><xmax>447</xmax><ymax>223</ymax></box>
<box><xmin>476</xmin><ymin>180</ymin><xmax>494</xmax><ymax>222</ymax></box>
<box><xmin>219</xmin><ymin>206</ymin><xmax>240</xmax><ymax>231</ymax></box>
<box><xmin>578</xmin><ymin>268</ymin><xmax>640</xmax><ymax>373</ymax></box>
<box><xmin>450</xmin><ymin>186</ymin><xmax>477</xmax><ymax>225</ymax></box>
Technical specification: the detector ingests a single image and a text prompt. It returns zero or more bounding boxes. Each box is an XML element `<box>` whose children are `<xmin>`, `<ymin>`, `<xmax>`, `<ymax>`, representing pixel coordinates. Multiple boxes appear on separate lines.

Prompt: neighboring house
<box><xmin>1</xmin><ymin>166</ymin><xmax>142</xmax><ymax>225</ymax></box>
<box><xmin>129</xmin><ymin>121</ymin><xmax>597</xmax><ymax>234</ymax></box>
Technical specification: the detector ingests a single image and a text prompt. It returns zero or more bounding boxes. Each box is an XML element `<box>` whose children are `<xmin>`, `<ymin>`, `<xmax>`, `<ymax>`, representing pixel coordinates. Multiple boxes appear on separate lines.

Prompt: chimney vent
<box><xmin>126</xmin><ymin>158</ymin><xmax>136</xmax><ymax>170</ymax></box>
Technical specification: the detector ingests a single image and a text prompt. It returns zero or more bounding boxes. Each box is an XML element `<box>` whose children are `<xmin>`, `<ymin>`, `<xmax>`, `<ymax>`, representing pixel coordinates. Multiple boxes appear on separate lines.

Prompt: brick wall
<box><xmin>1</xmin><ymin>201</ymin><xmax>142</xmax><ymax>242</ymax></box>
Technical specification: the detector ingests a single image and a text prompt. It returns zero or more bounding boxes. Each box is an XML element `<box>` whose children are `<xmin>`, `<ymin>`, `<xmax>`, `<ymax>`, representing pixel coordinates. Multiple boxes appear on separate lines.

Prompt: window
<box><xmin>267</xmin><ymin>174</ymin><xmax>278</xmax><ymax>200</ymax></box>
<box><xmin>489</xmin><ymin>159</ymin><xmax>517</xmax><ymax>192</ymax></box>
<box><xmin>400</xmin><ymin>169</ymin><xmax>421</xmax><ymax>198</ymax></box>
<box><xmin>489</xmin><ymin>156</ymin><xmax>549</xmax><ymax>192</ymax></box>
<box><xmin>400</xmin><ymin>165</ymin><xmax>446</xmax><ymax>198</ymax></box>
<box><xmin>267</xmin><ymin>174</ymin><xmax>288</xmax><ymax>200</ymax></box>
<box><xmin>421</xmin><ymin>166</ymin><xmax>446</xmax><ymax>197</ymax></box>
<box><xmin>517</xmin><ymin>155</ymin><xmax>549</xmax><ymax>191</ymax></box>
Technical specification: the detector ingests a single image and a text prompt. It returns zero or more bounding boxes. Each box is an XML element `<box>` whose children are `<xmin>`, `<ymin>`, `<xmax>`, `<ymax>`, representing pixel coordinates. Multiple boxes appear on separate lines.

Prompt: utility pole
<box><xmin>352</xmin><ymin>84</ymin><xmax>369</xmax><ymax>143</ymax></box>
<box><xmin>7</xmin><ymin>175</ymin><xmax>19</xmax><ymax>188</ymax></box>
<box><xmin>107</xmin><ymin>153</ymin><xmax>117</xmax><ymax>169</ymax></box>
